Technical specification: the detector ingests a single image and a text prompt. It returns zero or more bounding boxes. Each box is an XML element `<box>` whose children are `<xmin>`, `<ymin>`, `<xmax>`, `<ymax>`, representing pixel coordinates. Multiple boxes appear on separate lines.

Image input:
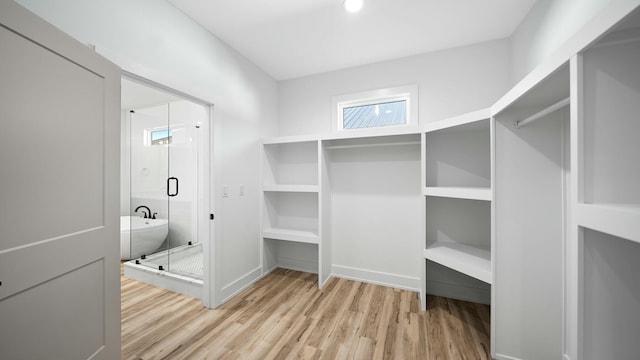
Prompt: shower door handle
<box><xmin>167</xmin><ymin>177</ymin><xmax>179</xmax><ymax>197</ymax></box>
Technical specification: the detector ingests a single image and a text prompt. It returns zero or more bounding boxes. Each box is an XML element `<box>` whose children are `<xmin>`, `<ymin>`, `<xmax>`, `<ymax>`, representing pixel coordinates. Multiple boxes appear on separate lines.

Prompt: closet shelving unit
<box><xmin>322</xmin><ymin>131</ymin><xmax>422</xmax><ymax>291</ymax></box>
<box><xmin>575</xmin><ymin>10</ymin><xmax>640</xmax><ymax>359</ymax></box>
<box><xmin>261</xmin><ymin>138</ymin><xmax>322</xmax><ymax>278</ymax></box>
<box><xmin>492</xmin><ymin>59</ymin><xmax>570</xmax><ymax>360</ymax></box>
<box><xmin>261</xmin><ymin>130</ymin><xmax>423</xmax><ymax>288</ymax></box>
<box><xmin>422</xmin><ymin>109</ymin><xmax>493</xmax><ymax>295</ymax></box>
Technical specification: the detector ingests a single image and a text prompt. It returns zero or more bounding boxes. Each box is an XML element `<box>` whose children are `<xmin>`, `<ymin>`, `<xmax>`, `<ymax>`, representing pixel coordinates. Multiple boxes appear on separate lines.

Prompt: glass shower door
<box><xmin>129</xmin><ymin>105</ymin><xmax>170</xmax><ymax>270</ymax></box>
<box><xmin>128</xmin><ymin>100</ymin><xmax>204</xmax><ymax>279</ymax></box>
<box><xmin>166</xmin><ymin>101</ymin><xmax>202</xmax><ymax>279</ymax></box>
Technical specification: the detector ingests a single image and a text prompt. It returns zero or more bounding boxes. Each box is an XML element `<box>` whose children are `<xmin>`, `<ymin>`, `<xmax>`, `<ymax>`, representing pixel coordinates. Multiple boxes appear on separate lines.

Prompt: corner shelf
<box><xmin>423</xmin><ymin>186</ymin><xmax>491</xmax><ymax>201</ymax></box>
<box><xmin>424</xmin><ymin>115</ymin><xmax>491</xmax><ymax>189</ymax></box>
<box><xmin>423</xmin><ymin>242</ymin><xmax>491</xmax><ymax>284</ymax></box>
<box><xmin>422</xmin><ymin>109</ymin><xmax>493</xmax><ymax>309</ymax></box>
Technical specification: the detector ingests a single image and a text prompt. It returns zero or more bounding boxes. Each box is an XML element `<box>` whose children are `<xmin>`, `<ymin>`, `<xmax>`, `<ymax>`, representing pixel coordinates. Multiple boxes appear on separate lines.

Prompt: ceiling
<box><xmin>168</xmin><ymin>0</ymin><xmax>538</xmax><ymax>81</ymax></box>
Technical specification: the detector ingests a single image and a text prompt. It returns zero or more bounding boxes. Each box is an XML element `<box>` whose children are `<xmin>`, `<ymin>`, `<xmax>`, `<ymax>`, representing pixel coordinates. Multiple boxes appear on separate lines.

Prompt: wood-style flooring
<box><xmin>121</xmin><ymin>268</ymin><xmax>491</xmax><ymax>359</ymax></box>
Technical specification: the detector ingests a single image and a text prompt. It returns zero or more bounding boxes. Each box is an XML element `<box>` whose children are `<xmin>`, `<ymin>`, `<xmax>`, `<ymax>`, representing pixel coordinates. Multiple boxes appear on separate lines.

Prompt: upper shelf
<box><xmin>323</xmin><ymin>133</ymin><xmax>421</xmax><ymax>150</ymax></box>
<box><xmin>492</xmin><ymin>62</ymin><xmax>570</xmax><ymax>122</ymax></box>
<box><xmin>424</xmin><ymin>109</ymin><xmax>490</xmax><ymax>134</ymax></box>
<box><xmin>425</xmin><ymin>114</ymin><xmax>491</xmax><ymax>189</ymax></box>
<box><xmin>263</xmin><ymin>140</ymin><xmax>318</xmax><ymax>186</ymax></box>
<box><xmin>581</xmin><ymin>26</ymin><xmax>640</xmax><ymax>208</ymax></box>
<box><xmin>423</xmin><ymin>241</ymin><xmax>491</xmax><ymax>284</ymax></box>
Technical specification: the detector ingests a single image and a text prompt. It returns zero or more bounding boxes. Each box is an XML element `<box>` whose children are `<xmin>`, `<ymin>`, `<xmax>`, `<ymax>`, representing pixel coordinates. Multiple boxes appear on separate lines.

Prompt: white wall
<box><xmin>329</xmin><ymin>143</ymin><xmax>422</xmax><ymax>290</ymax></box>
<box><xmin>510</xmin><ymin>0</ymin><xmax>612</xmax><ymax>83</ymax></box>
<box><xmin>278</xmin><ymin>39</ymin><xmax>511</xmax><ymax>137</ymax></box>
<box><xmin>17</xmin><ymin>0</ymin><xmax>279</xmax><ymax>306</ymax></box>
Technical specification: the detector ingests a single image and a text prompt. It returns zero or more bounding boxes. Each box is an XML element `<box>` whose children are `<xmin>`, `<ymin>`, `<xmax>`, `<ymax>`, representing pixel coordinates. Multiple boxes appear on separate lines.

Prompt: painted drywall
<box><xmin>278</xmin><ymin>39</ymin><xmax>510</xmax><ymax>137</ymax></box>
<box><xmin>17</xmin><ymin>0</ymin><xmax>279</xmax><ymax>306</ymax></box>
<box><xmin>329</xmin><ymin>144</ymin><xmax>422</xmax><ymax>290</ymax></box>
<box><xmin>510</xmin><ymin>0</ymin><xmax>612</xmax><ymax>83</ymax></box>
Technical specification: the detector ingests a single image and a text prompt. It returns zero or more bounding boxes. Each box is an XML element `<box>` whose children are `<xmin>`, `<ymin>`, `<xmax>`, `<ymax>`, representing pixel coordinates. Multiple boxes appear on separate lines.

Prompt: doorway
<box><xmin>120</xmin><ymin>75</ymin><xmax>213</xmax><ymax>303</ymax></box>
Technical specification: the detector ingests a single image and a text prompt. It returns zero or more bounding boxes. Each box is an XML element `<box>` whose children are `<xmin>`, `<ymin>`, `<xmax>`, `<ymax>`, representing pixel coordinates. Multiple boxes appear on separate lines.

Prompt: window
<box><xmin>332</xmin><ymin>85</ymin><xmax>418</xmax><ymax>133</ymax></box>
<box><xmin>151</xmin><ymin>129</ymin><xmax>172</xmax><ymax>145</ymax></box>
<box><xmin>144</xmin><ymin>128</ymin><xmax>172</xmax><ymax>146</ymax></box>
<box><xmin>343</xmin><ymin>99</ymin><xmax>407</xmax><ymax>129</ymax></box>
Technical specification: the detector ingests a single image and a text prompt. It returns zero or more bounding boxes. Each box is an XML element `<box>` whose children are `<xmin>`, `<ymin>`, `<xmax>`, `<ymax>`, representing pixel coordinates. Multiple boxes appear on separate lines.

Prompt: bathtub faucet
<box><xmin>134</xmin><ymin>205</ymin><xmax>151</xmax><ymax>219</ymax></box>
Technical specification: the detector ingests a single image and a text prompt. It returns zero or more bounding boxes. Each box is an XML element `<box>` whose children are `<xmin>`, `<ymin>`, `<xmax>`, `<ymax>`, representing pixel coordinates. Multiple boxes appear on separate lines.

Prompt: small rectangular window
<box><xmin>150</xmin><ymin>129</ymin><xmax>172</xmax><ymax>145</ymax></box>
<box><xmin>343</xmin><ymin>100</ymin><xmax>407</xmax><ymax>129</ymax></box>
<box><xmin>332</xmin><ymin>85</ymin><xmax>418</xmax><ymax>133</ymax></box>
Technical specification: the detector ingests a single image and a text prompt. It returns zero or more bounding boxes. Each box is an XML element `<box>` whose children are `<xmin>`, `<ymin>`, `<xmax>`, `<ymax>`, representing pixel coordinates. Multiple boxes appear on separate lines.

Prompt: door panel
<box><xmin>0</xmin><ymin>20</ymin><xmax>104</xmax><ymax>250</ymax></box>
<box><xmin>0</xmin><ymin>2</ymin><xmax>120</xmax><ymax>359</ymax></box>
<box><xmin>0</xmin><ymin>260</ymin><xmax>105</xmax><ymax>360</ymax></box>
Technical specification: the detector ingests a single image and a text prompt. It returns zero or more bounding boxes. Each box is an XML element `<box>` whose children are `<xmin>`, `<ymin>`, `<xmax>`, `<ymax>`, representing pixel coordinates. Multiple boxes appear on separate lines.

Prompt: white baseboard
<box><xmin>332</xmin><ymin>264</ymin><xmax>420</xmax><ymax>292</ymax></box>
<box><xmin>494</xmin><ymin>354</ymin><xmax>523</xmax><ymax>360</ymax></box>
<box><xmin>220</xmin><ymin>266</ymin><xmax>262</xmax><ymax>304</ymax></box>
<box><xmin>426</xmin><ymin>280</ymin><xmax>490</xmax><ymax>304</ymax></box>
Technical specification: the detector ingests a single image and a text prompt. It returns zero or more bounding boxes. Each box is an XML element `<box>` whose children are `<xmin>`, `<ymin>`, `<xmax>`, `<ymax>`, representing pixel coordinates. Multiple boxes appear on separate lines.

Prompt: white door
<box><xmin>0</xmin><ymin>2</ymin><xmax>121</xmax><ymax>359</ymax></box>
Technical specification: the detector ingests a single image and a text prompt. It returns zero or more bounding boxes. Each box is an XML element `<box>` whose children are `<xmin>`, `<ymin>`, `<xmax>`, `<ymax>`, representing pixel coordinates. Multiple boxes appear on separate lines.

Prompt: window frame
<box><xmin>332</xmin><ymin>84</ymin><xmax>419</xmax><ymax>134</ymax></box>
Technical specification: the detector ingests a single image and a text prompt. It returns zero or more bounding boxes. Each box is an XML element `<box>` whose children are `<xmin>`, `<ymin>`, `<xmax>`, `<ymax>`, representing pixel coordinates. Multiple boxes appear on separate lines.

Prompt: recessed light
<box><xmin>343</xmin><ymin>0</ymin><xmax>364</xmax><ymax>13</ymax></box>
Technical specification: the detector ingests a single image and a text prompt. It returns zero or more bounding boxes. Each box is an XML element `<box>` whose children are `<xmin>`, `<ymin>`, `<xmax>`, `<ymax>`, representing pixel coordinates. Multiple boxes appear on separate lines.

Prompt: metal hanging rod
<box><xmin>514</xmin><ymin>97</ymin><xmax>570</xmax><ymax>128</ymax></box>
<box><xmin>324</xmin><ymin>140</ymin><xmax>421</xmax><ymax>150</ymax></box>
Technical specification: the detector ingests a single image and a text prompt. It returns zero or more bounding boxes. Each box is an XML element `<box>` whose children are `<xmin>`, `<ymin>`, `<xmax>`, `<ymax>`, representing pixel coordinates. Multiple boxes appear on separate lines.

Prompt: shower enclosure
<box><xmin>127</xmin><ymin>100</ymin><xmax>205</xmax><ymax>281</ymax></box>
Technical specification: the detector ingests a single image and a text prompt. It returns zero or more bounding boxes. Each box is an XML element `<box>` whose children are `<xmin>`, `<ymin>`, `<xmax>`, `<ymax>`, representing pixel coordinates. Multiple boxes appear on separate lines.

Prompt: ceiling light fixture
<box><xmin>343</xmin><ymin>0</ymin><xmax>364</xmax><ymax>13</ymax></box>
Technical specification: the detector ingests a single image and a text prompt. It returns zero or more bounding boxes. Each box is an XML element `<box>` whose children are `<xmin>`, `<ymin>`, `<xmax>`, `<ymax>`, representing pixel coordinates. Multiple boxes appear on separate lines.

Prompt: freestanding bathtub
<box><xmin>120</xmin><ymin>215</ymin><xmax>169</xmax><ymax>260</ymax></box>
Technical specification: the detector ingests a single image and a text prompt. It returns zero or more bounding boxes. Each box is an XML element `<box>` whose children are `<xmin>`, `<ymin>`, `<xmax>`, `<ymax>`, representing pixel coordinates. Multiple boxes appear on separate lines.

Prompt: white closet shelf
<box><xmin>576</xmin><ymin>203</ymin><xmax>640</xmax><ymax>244</ymax></box>
<box><xmin>263</xmin><ymin>228</ymin><xmax>319</xmax><ymax>244</ymax></box>
<box><xmin>423</xmin><ymin>242</ymin><xmax>491</xmax><ymax>284</ymax></box>
<box><xmin>423</xmin><ymin>187</ymin><xmax>492</xmax><ymax>201</ymax></box>
<box><xmin>424</xmin><ymin>108</ymin><xmax>491</xmax><ymax>134</ymax></box>
<box><xmin>263</xmin><ymin>184</ymin><xmax>319</xmax><ymax>193</ymax></box>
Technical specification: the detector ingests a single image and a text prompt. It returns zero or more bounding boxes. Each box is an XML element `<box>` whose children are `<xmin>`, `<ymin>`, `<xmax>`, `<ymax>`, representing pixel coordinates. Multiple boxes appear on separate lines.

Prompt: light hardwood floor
<box><xmin>122</xmin><ymin>268</ymin><xmax>491</xmax><ymax>359</ymax></box>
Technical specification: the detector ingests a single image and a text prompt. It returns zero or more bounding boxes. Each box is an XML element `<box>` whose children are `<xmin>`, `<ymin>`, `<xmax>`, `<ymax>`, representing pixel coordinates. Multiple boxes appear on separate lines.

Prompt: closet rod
<box><xmin>325</xmin><ymin>141</ymin><xmax>420</xmax><ymax>150</ymax></box>
<box><xmin>515</xmin><ymin>97</ymin><xmax>570</xmax><ymax>128</ymax></box>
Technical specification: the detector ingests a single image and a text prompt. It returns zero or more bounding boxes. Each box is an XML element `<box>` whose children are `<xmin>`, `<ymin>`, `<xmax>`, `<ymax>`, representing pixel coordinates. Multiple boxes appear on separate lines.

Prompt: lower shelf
<box><xmin>423</xmin><ymin>241</ymin><xmax>491</xmax><ymax>284</ymax></box>
<box><xmin>263</xmin><ymin>228</ymin><xmax>319</xmax><ymax>244</ymax></box>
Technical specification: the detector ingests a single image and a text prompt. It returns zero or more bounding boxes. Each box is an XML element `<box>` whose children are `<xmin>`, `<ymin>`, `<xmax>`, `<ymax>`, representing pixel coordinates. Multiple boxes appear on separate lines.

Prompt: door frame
<box><xmin>120</xmin><ymin>69</ymin><xmax>217</xmax><ymax>308</ymax></box>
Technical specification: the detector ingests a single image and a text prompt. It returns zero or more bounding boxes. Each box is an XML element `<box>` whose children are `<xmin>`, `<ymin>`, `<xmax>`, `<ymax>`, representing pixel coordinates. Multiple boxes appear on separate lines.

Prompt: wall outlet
<box><xmin>223</xmin><ymin>185</ymin><xmax>229</xmax><ymax>197</ymax></box>
<box><xmin>240</xmin><ymin>184</ymin><xmax>245</xmax><ymax>196</ymax></box>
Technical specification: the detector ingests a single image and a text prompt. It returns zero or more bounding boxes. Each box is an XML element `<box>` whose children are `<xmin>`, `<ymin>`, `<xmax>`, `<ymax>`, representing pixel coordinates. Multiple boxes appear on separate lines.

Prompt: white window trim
<box><xmin>331</xmin><ymin>84</ymin><xmax>419</xmax><ymax>134</ymax></box>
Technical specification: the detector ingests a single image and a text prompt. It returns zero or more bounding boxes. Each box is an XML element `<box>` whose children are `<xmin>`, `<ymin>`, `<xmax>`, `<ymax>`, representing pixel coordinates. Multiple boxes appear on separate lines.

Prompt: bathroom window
<box><xmin>150</xmin><ymin>129</ymin><xmax>172</xmax><ymax>145</ymax></box>
<box><xmin>332</xmin><ymin>85</ymin><xmax>418</xmax><ymax>133</ymax></box>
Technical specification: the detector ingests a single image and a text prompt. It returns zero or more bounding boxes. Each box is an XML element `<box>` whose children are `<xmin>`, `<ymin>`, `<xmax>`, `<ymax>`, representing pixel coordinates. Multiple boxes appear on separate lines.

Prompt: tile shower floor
<box><xmin>138</xmin><ymin>243</ymin><xmax>203</xmax><ymax>279</ymax></box>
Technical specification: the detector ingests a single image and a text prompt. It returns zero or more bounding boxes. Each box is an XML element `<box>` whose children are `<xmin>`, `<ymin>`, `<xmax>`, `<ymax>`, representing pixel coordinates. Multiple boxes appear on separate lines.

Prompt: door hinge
<box><xmin>210</xmin><ymin>213</ymin><xmax>214</xmax><ymax>220</ymax></box>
